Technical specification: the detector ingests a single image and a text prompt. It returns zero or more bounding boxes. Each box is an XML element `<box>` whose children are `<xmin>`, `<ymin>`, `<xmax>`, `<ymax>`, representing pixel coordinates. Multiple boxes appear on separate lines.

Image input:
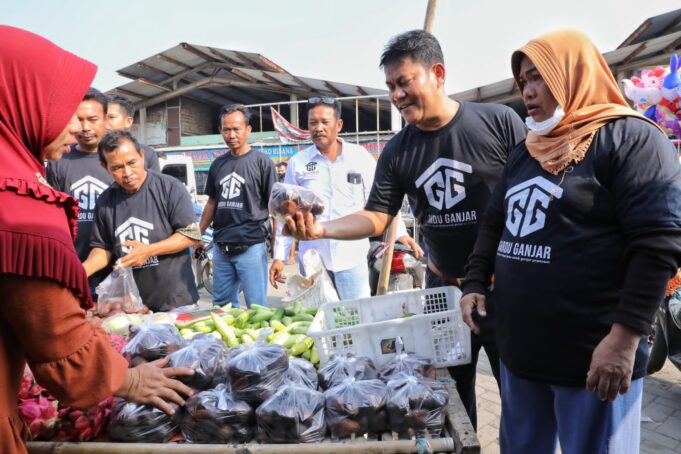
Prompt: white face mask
<box><xmin>525</xmin><ymin>106</ymin><xmax>565</xmax><ymax>135</ymax></box>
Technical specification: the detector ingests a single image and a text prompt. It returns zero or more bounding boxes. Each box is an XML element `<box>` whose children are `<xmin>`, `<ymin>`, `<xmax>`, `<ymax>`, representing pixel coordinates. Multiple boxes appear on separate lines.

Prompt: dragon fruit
<box><xmin>17</xmin><ymin>333</ymin><xmax>126</xmax><ymax>441</ymax></box>
<box><xmin>17</xmin><ymin>394</ymin><xmax>60</xmax><ymax>440</ymax></box>
<box><xmin>52</xmin><ymin>397</ymin><xmax>114</xmax><ymax>441</ymax></box>
<box><xmin>108</xmin><ymin>333</ymin><xmax>127</xmax><ymax>353</ymax></box>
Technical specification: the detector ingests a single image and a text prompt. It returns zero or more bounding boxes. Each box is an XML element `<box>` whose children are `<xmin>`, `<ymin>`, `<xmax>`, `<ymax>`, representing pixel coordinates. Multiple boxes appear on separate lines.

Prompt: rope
<box><xmin>416</xmin><ymin>436</ymin><xmax>433</xmax><ymax>454</ymax></box>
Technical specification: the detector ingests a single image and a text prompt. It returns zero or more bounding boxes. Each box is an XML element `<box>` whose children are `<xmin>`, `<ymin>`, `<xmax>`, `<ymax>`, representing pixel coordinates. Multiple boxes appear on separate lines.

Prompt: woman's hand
<box><xmin>115</xmin><ymin>357</ymin><xmax>195</xmax><ymax>415</ymax></box>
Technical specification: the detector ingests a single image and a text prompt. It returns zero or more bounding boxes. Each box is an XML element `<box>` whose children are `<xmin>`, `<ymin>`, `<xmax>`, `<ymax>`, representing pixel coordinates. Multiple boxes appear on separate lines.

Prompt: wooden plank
<box><xmin>437</xmin><ymin>369</ymin><xmax>481</xmax><ymax>454</ymax></box>
<box><xmin>28</xmin><ymin>438</ymin><xmax>456</xmax><ymax>453</ymax></box>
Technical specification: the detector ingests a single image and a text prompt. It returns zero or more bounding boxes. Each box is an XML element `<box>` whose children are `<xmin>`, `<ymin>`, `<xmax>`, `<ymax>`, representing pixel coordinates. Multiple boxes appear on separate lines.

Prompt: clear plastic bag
<box><xmin>268</xmin><ymin>182</ymin><xmax>325</xmax><ymax>223</ymax></box>
<box><xmin>324</xmin><ymin>377</ymin><xmax>389</xmax><ymax>438</ymax></box>
<box><xmin>181</xmin><ymin>383</ymin><xmax>254</xmax><ymax>443</ymax></box>
<box><xmin>107</xmin><ymin>398</ymin><xmax>180</xmax><ymax>443</ymax></box>
<box><xmin>285</xmin><ymin>357</ymin><xmax>319</xmax><ymax>390</ymax></box>
<box><xmin>318</xmin><ymin>353</ymin><xmax>378</xmax><ymax>390</ymax></box>
<box><xmin>255</xmin><ymin>382</ymin><xmax>326</xmax><ymax>443</ymax></box>
<box><xmin>101</xmin><ymin>313</ymin><xmax>144</xmax><ymax>336</ymax></box>
<box><xmin>282</xmin><ymin>250</ymin><xmax>340</xmax><ymax>307</ymax></box>
<box><xmin>378</xmin><ymin>337</ymin><xmax>436</xmax><ymax>381</ymax></box>
<box><xmin>120</xmin><ymin>322</ymin><xmax>185</xmax><ymax>366</ymax></box>
<box><xmin>386</xmin><ymin>372</ymin><xmax>449</xmax><ymax>438</ymax></box>
<box><xmin>167</xmin><ymin>337</ymin><xmax>229</xmax><ymax>390</ymax></box>
<box><xmin>226</xmin><ymin>333</ymin><xmax>289</xmax><ymax>404</ymax></box>
<box><xmin>95</xmin><ymin>265</ymin><xmax>144</xmax><ymax>316</ymax></box>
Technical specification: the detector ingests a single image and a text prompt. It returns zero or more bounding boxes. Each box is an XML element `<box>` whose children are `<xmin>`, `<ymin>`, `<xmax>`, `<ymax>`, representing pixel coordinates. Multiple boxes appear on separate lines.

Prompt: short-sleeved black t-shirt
<box><xmin>46</xmin><ymin>145</ymin><xmax>161</xmax><ymax>259</ymax></box>
<box><xmin>205</xmin><ymin>148</ymin><xmax>276</xmax><ymax>244</ymax></box>
<box><xmin>90</xmin><ymin>170</ymin><xmax>199</xmax><ymax>312</ymax></box>
<box><xmin>47</xmin><ymin>148</ymin><xmax>113</xmax><ymax>260</ymax></box>
<box><xmin>366</xmin><ymin>102</ymin><xmax>526</xmax><ymax>277</ymax></box>
<box><xmin>141</xmin><ymin>144</ymin><xmax>161</xmax><ymax>172</ymax></box>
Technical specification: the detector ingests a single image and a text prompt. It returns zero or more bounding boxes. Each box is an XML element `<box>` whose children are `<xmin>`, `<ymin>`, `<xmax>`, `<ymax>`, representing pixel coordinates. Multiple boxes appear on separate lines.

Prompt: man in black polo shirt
<box><xmin>199</xmin><ymin>105</ymin><xmax>276</xmax><ymax>308</ymax></box>
<box><xmin>283</xmin><ymin>30</ymin><xmax>526</xmax><ymax>429</ymax></box>
<box><xmin>47</xmin><ymin>88</ymin><xmax>161</xmax><ymax>298</ymax></box>
<box><xmin>82</xmin><ymin>130</ymin><xmax>199</xmax><ymax>312</ymax></box>
<box><xmin>106</xmin><ymin>94</ymin><xmax>160</xmax><ymax>172</ymax></box>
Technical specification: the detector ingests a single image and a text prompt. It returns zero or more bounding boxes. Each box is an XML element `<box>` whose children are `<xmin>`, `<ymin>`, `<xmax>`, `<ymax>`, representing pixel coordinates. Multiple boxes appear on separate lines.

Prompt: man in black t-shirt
<box><xmin>199</xmin><ymin>105</ymin><xmax>276</xmax><ymax>308</ymax></box>
<box><xmin>106</xmin><ymin>94</ymin><xmax>160</xmax><ymax>172</ymax></box>
<box><xmin>47</xmin><ymin>88</ymin><xmax>161</xmax><ymax>299</ymax></box>
<box><xmin>82</xmin><ymin>130</ymin><xmax>200</xmax><ymax>312</ymax></box>
<box><xmin>283</xmin><ymin>30</ymin><xmax>526</xmax><ymax>429</ymax></box>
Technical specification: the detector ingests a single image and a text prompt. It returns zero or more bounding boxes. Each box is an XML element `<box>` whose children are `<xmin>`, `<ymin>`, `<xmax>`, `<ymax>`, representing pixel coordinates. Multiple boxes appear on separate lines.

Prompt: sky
<box><xmin>3</xmin><ymin>0</ymin><xmax>678</xmax><ymax>95</ymax></box>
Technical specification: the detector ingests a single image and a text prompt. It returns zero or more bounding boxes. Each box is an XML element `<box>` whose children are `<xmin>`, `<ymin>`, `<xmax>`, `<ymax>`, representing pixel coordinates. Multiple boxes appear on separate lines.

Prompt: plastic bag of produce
<box><xmin>226</xmin><ymin>332</ymin><xmax>289</xmax><ymax>404</ymax></box>
<box><xmin>285</xmin><ymin>357</ymin><xmax>319</xmax><ymax>389</ymax></box>
<box><xmin>167</xmin><ymin>337</ymin><xmax>229</xmax><ymax>390</ymax></box>
<box><xmin>386</xmin><ymin>372</ymin><xmax>449</xmax><ymax>438</ymax></box>
<box><xmin>121</xmin><ymin>322</ymin><xmax>184</xmax><ymax>366</ymax></box>
<box><xmin>101</xmin><ymin>313</ymin><xmax>144</xmax><ymax>336</ymax></box>
<box><xmin>107</xmin><ymin>398</ymin><xmax>180</xmax><ymax>443</ymax></box>
<box><xmin>256</xmin><ymin>382</ymin><xmax>326</xmax><ymax>443</ymax></box>
<box><xmin>324</xmin><ymin>376</ymin><xmax>389</xmax><ymax>438</ymax></box>
<box><xmin>181</xmin><ymin>383</ymin><xmax>253</xmax><ymax>443</ymax></box>
<box><xmin>318</xmin><ymin>353</ymin><xmax>378</xmax><ymax>390</ymax></box>
<box><xmin>95</xmin><ymin>264</ymin><xmax>144</xmax><ymax>316</ymax></box>
<box><xmin>268</xmin><ymin>182</ymin><xmax>325</xmax><ymax>223</ymax></box>
<box><xmin>378</xmin><ymin>337</ymin><xmax>435</xmax><ymax>381</ymax></box>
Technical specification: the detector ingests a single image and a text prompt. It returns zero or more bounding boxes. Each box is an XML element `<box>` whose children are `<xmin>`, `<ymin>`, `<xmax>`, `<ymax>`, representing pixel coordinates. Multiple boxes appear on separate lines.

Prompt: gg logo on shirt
<box><xmin>115</xmin><ymin>217</ymin><xmax>153</xmax><ymax>253</ymax></box>
<box><xmin>505</xmin><ymin>176</ymin><xmax>562</xmax><ymax>237</ymax></box>
<box><xmin>70</xmin><ymin>176</ymin><xmax>109</xmax><ymax>216</ymax></box>
<box><xmin>220</xmin><ymin>172</ymin><xmax>245</xmax><ymax>200</ymax></box>
<box><xmin>416</xmin><ymin>158</ymin><xmax>473</xmax><ymax>210</ymax></box>
<box><xmin>115</xmin><ymin>217</ymin><xmax>159</xmax><ymax>267</ymax></box>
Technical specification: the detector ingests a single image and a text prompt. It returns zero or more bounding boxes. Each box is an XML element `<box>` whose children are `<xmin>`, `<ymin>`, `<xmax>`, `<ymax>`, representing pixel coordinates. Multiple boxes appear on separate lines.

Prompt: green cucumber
<box><xmin>310</xmin><ymin>345</ymin><xmax>320</xmax><ymax>364</ymax></box>
<box><xmin>270</xmin><ymin>308</ymin><xmax>285</xmax><ymax>321</ymax></box>
<box><xmin>283</xmin><ymin>334</ymin><xmax>306</xmax><ymax>349</ymax></box>
<box><xmin>291</xmin><ymin>313</ymin><xmax>314</xmax><ymax>322</ymax></box>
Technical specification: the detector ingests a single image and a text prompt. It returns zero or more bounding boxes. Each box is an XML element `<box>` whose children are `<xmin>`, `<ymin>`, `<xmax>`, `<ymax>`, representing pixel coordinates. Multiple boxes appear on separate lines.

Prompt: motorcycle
<box><xmin>647</xmin><ymin>289</ymin><xmax>681</xmax><ymax>374</ymax></box>
<box><xmin>190</xmin><ymin>201</ymin><xmax>214</xmax><ymax>295</ymax></box>
<box><xmin>192</xmin><ymin>227</ymin><xmax>214</xmax><ymax>295</ymax></box>
<box><xmin>367</xmin><ymin>240</ymin><xmax>424</xmax><ymax>296</ymax></box>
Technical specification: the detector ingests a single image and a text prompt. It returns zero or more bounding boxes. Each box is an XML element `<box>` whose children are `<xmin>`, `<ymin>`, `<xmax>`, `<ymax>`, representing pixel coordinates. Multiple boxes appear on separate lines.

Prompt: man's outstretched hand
<box><xmin>282</xmin><ymin>210</ymin><xmax>325</xmax><ymax>241</ymax></box>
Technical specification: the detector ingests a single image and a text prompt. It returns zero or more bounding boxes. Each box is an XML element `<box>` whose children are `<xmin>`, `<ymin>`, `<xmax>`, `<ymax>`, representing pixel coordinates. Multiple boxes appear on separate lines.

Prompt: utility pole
<box><xmin>424</xmin><ymin>0</ymin><xmax>437</xmax><ymax>32</ymax></box>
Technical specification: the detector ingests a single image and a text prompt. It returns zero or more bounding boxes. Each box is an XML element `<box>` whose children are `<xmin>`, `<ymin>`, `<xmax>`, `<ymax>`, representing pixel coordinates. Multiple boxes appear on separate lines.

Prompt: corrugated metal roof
<box><xmin>109</xmin><ymin>42</ymin><xmax>387</xmax><ymax>112</ymax></box>
<box><xmin>453</xmin><ymin>28</ymin><xmax>681</xmax><ymax>105</ymax></box>
<box><xmin>619</xmin><ymin>8</ymin><xmax>681</xmax><ymax>48</ymax></box>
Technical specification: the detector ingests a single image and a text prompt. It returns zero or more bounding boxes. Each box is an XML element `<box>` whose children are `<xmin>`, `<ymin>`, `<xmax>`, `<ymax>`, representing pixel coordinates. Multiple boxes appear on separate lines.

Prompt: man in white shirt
<box><xmin>269</xmin><ymin>96</ymin><xmax>422</xmax><ymax>299</ymax></box>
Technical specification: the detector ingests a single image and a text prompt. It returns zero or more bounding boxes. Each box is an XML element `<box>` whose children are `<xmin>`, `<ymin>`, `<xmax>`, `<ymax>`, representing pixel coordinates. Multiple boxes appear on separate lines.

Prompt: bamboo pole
<box><xmin>423</xmin><ymin>0</ymin><xmax>438</xmax><ymax>32</ymax></box>
<box><xmin>376</xmin><ymin>218</ymin><xmax>400</xmax><ymax>296</ymax></box>
<box><xmin>28</xmin><ymin>437</ymin><xmax>455</xmax><ymax>453</ymax></box>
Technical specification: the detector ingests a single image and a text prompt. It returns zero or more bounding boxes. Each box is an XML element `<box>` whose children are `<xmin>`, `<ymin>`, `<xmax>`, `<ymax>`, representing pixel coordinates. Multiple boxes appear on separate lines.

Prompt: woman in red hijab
<box><xmin>0</xmin><ymin>26</ymin><xmax>194</xmax><ymax>454</ymax></box>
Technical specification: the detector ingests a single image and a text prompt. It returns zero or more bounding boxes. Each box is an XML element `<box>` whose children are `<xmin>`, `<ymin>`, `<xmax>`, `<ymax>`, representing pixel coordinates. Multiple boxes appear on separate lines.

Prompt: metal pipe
<box><xmin>355</xmin><ymin>98</ymin><xmax>360</xmax><ymax>144</ymax></box>
<box><xmin>376</xmin><ymin>98</ymin><xmax>380</xmax><ymax>149</ymax></box>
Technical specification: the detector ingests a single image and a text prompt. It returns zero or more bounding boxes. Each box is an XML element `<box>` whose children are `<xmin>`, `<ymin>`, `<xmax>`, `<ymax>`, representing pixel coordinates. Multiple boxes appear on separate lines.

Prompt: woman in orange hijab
<box><xmin>460</xmin><ymin>30</ymin><xmax>681</xmax><ymax>453</ymax></box>
<box><xmin>0</xmin><ymin>26</ymin><xmax>194</xmax><ymax>454</ymax></box>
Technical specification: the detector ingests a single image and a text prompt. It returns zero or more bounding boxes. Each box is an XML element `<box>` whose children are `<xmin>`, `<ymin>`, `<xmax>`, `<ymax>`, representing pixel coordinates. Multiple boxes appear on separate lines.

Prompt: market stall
<box><xmin>21</xmin><ymin>267</ymin><xmax>479</xmax><ymax>453</ymax></box>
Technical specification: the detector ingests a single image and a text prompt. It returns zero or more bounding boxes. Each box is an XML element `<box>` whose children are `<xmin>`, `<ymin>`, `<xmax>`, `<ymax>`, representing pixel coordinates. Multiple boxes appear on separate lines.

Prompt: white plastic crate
<box><xmin>308</xmin><ymin>286</ymin><xmax>471</xmax><ymax>368</ymax></box>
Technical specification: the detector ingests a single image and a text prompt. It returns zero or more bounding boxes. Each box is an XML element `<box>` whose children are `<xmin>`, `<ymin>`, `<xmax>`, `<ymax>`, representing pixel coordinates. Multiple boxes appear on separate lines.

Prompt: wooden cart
<box><xmin>27</xmin><ymin>371</ymin><xmax>479</xmax><ymax>454</ymax></box>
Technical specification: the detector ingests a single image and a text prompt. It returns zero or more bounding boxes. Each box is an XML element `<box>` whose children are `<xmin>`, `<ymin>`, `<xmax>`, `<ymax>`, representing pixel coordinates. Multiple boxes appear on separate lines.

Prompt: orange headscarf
<box><xmin>511</xmin><ymin>30</ymin><xmax>662</xmax><ymax>175</ymax></box>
